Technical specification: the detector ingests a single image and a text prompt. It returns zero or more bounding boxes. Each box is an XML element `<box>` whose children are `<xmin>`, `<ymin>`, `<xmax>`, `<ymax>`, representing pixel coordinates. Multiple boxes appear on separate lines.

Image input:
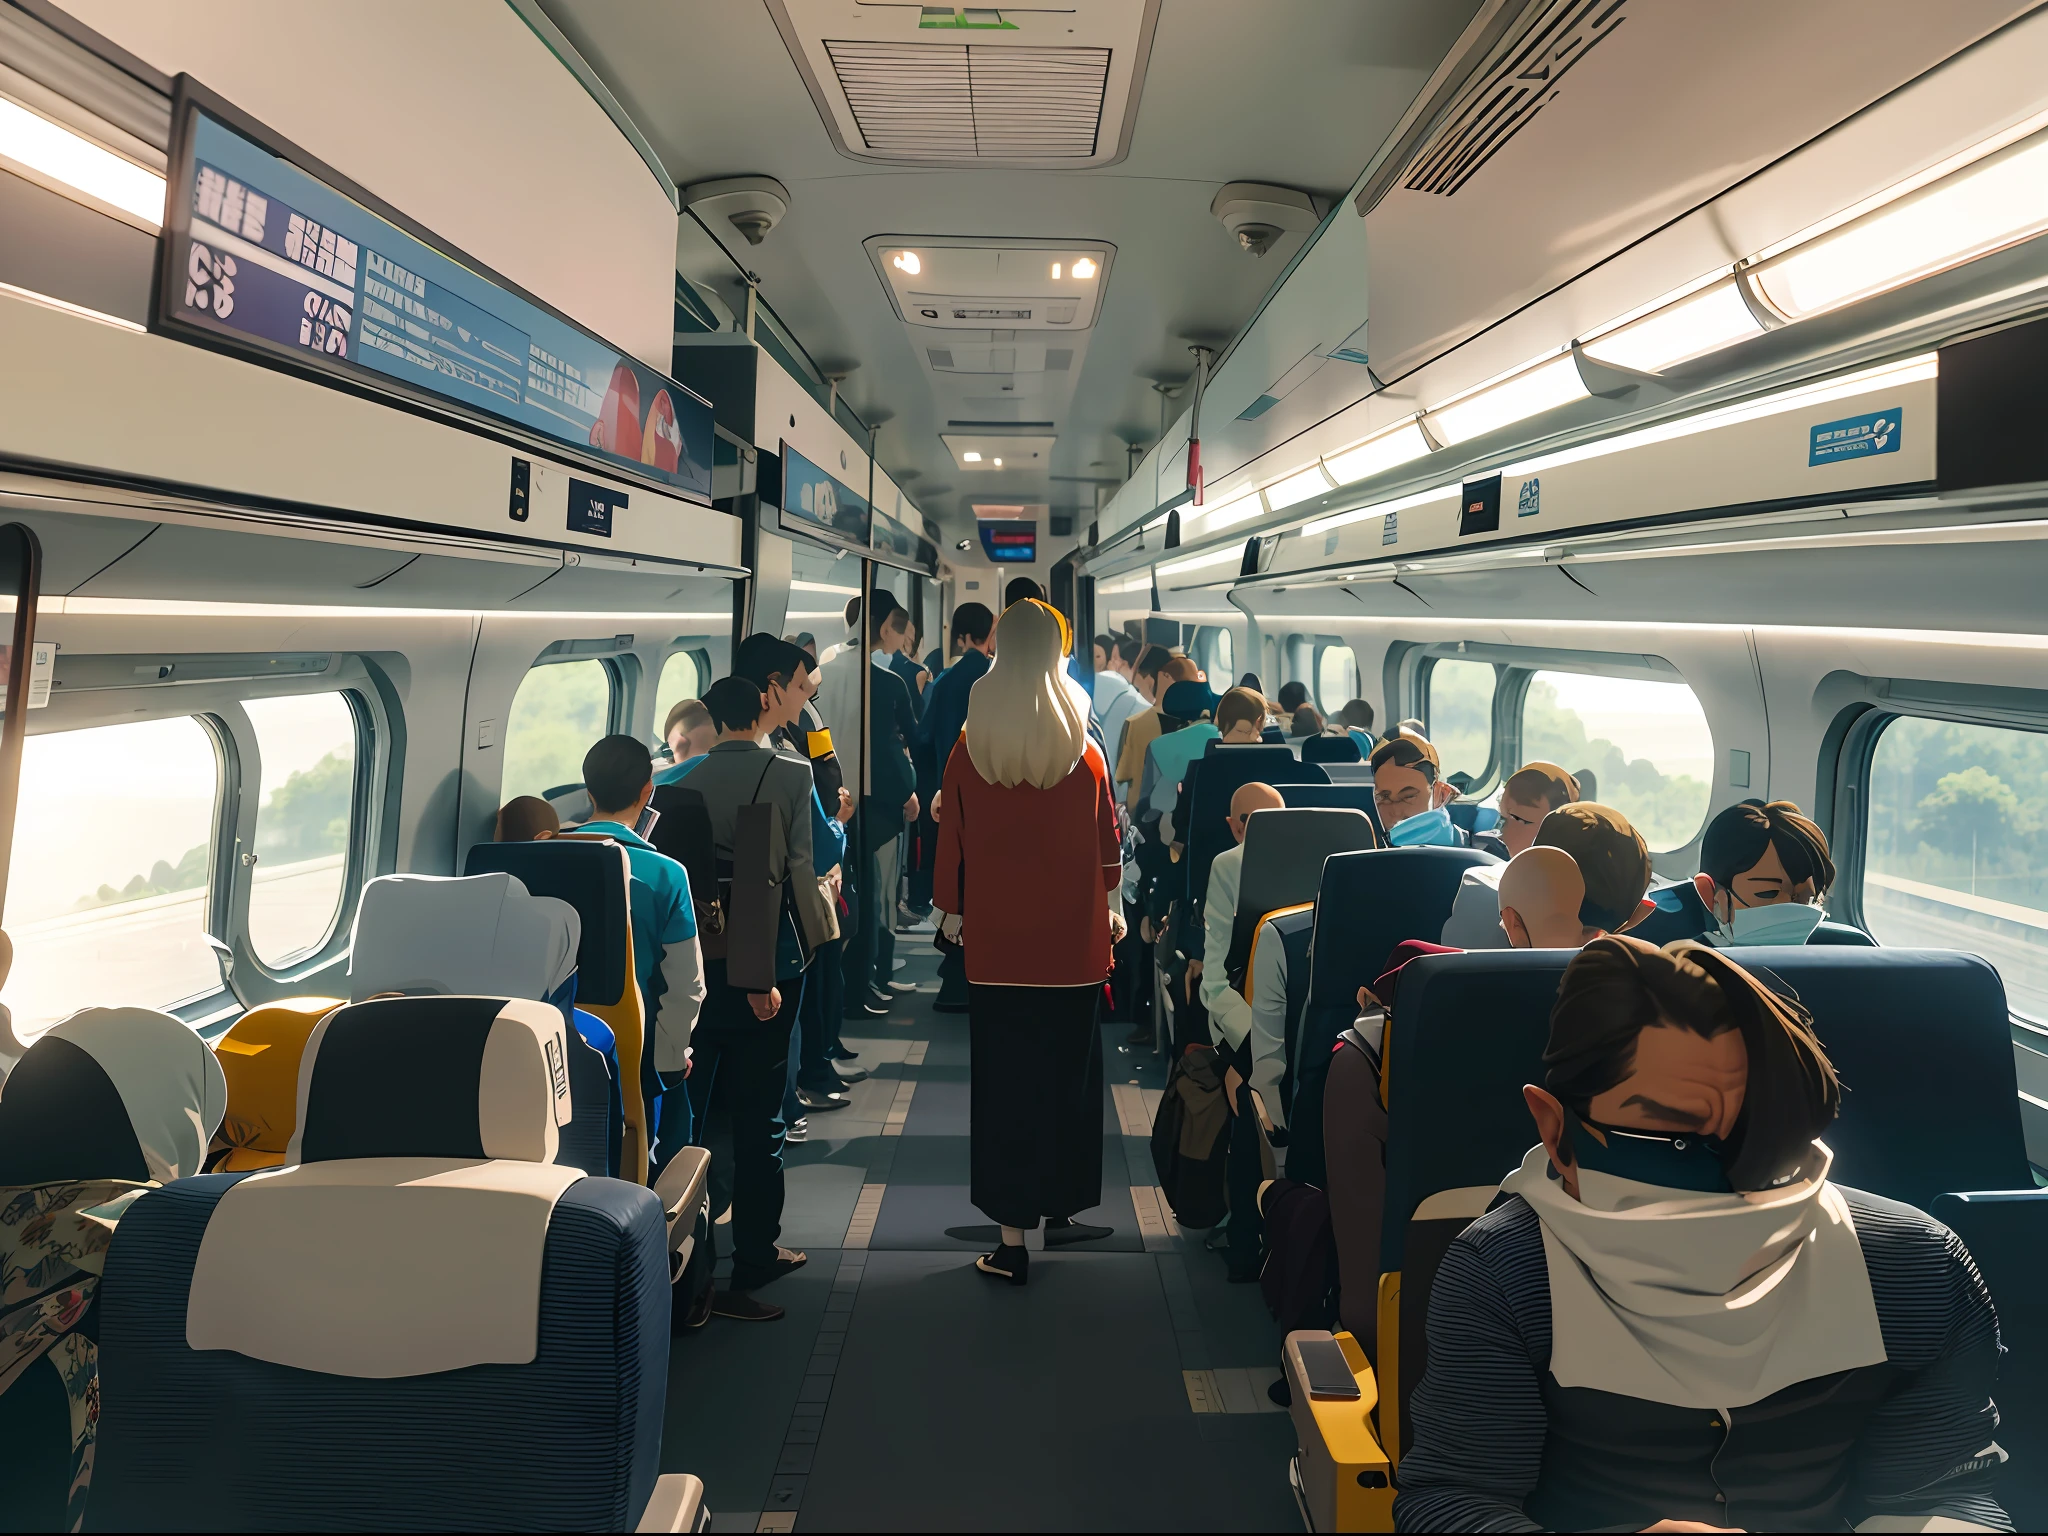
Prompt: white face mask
<box><xmin>1717</xmin><ymin>900</ymin><xmax>1826</xmax><ymax>946</ymax></box>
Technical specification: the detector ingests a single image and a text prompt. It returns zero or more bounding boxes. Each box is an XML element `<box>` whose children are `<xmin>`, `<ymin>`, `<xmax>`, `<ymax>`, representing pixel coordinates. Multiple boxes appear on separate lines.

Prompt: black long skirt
<box><xmin>968</xmin><ymin>982</ymin><xmax>1104</xmax><ymax>1229</ymax></box>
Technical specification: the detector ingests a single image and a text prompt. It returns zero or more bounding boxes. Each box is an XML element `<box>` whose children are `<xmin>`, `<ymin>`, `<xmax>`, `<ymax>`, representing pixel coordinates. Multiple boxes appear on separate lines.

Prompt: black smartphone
<box><xmin>1296</xmin><ymin>1336</ymin><xmax>1362</xmax><ymax>1401</ymax></box>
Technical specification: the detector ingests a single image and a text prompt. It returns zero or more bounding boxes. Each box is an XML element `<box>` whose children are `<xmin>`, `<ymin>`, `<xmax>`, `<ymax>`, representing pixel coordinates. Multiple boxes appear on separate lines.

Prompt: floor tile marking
<box><xmin>842</xmin><ymin>1184</ymin><xmax>886</xmax><ymax>1250</ymax></box>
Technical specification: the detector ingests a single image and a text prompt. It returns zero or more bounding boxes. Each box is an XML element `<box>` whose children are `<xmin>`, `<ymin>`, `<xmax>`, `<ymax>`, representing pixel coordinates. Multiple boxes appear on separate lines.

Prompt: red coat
<box><xmin>934</xmin><ymin>735</ymin><xmax>1122</xmax><ymax>986</ymax></box>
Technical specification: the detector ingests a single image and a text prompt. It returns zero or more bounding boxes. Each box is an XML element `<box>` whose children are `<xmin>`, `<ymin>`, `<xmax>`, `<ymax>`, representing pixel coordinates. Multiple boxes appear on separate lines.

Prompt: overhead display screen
<box><xmin>154</xmin><ymin>81</ymin><xmax>713</xmax><ymax>503</ymax></box>
<box><xmin>979</xmin><ymin>519</ymin><xmax>1037</xmax><ymax>563</ymax></box>
<box><xmin>777</xmin><ymin>442</ymin><xmax>871</xmax><ymax>556</ymax></box>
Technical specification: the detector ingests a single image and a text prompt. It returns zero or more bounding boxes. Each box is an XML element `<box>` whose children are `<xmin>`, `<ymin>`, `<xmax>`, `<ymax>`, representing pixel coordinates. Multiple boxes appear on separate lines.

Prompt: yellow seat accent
<box><xmin>1377</xmin><ymin>1271</ymin><xmax>1402</xmax><ymax>1472</ymax></box>
<box><xmin>556</xmin><ymin>833</ymin><xmax>653</xmax><ymax>1183</ymax></box>
<box><xmin>806</xmin><ymin>727</ymin><xmax>834</xmax><ymax>760</ymax></box>
<box><xmin>1239</xmin><ymin>901</ymin><xmax>1314</xmax><ymax>1003</ymax></box>
<box><xmin>210</xmin><ymin>997</ymin><xmax>344</xmax><ymax>1171</ymax></box>
<box><xmin>1286</xmin><ymin>1329</ymin><xmax>1394</xmax><ymax>1532</ymax></box>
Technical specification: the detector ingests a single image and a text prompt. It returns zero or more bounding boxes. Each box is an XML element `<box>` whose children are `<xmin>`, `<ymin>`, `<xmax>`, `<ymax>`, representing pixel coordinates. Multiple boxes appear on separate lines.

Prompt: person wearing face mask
<box><xmin>1439</xmin><ymin>763</ymin><xmax>1582</xmax><ymax>948</ymax></box>
<box><xmin>1393</xmin><ymin>937</ymin><xmax>2009</xmax><ymax>1533</ymax></box>
<box><xmin>1371</xmin><ymin>732</ymin><xmax>1469</xmax><ymax>848</ymax></box>
<box><xmin>1695</xmin><ymin>798</ymin><xmax>1836</xmax><ymax>947</ymax></box>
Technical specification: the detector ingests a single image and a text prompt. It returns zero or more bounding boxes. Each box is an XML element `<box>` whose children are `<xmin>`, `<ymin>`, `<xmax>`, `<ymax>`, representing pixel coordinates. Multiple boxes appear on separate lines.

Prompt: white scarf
<box><xmin>1500</xmin><ymin>1140</ymin><xmax>1886</xmax><ymax>1408</ymax></box>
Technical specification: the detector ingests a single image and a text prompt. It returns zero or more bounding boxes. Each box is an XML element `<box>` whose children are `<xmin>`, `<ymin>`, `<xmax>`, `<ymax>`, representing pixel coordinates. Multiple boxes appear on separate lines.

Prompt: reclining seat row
<box><xmin>1289</xmin><ymin>942</ymin><xmax>2046</xmax><ymax>1531</ymax></box>
<box><xmin>88</xmin><ymin>993</ymin><xmax>706</xmax><ymax>1532</ymax></box>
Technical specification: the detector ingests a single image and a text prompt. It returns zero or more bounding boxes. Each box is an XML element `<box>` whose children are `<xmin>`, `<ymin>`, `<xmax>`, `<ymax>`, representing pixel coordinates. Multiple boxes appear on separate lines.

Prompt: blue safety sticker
<box><xmin>1809</xmin><ymin>407</ymin><xmax>1901</xmax><ymax>467</ymax></box>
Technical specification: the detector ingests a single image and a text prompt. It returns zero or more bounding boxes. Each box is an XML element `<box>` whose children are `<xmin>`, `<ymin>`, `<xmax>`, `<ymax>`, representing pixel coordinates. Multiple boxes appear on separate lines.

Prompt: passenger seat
<box><xmin>89</xmin><ymin>995</ymin><xmax>709</xmax><ymax>1532</ymax></box>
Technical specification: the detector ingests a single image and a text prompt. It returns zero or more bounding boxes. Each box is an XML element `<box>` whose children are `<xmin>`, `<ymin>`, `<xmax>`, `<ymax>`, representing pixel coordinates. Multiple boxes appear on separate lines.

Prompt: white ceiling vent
<box><xmin>768</xmin><ymin>1</ymin><xmax>1160</xmax><ymax>169</ymax></box>
<box><xmin>824</xmin><ymin>41</ymin><xmax>1109</xmax><ymax>158</ymax></box>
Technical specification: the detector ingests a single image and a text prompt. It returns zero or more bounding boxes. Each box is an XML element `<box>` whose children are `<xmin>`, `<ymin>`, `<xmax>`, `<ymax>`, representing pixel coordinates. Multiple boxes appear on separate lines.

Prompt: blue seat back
<box><xmin>466</xmin><ymin>840</ymin><xmax>631</xmax><ymax>1008</ymax></box>
<box><xmin>1184</xmin><ymin>744</ymin><xmax>1329</xmax><ymax>914</ymax></box>
<box><xmin>1808</xmin><ymin>919</ymin><xmax>1877</xmax><ymax>946</ymax></box>
<box><xmin>1446</xmin><ymin>801</ymin><xmax>1499</xmax><ymax>835</ymax></box>
<box><xmin>1301</xmin><ymin>733</ymin><xmax>1363</xmax><ymax>765</ymax></box>
<box><xmin>1285</xmin><ymin>845</ymin><xmax>1494</xmax><ymax>1186</ymax></box>
<box><xmin>1229</xmin><ymin>809</ymin><xmax>1380</xmax><ymax>981</ymax></box>
<box><xmin>1278</xmin><ymin>782</ymin><xmax>1384</xmax><ymax>840</ymax></box>
<box><xmin>90</xmin><ymin>1174</ymin><xmax>667</xmax><ymax>1531</ymax></box>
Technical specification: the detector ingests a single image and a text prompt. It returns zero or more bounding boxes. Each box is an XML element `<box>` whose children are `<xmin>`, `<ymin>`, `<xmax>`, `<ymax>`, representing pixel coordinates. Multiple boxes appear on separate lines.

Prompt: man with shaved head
<box><xmin>1499</xmin><ymin>805</ymin><xmax>1659</xmax><ymax>949</ymax></box>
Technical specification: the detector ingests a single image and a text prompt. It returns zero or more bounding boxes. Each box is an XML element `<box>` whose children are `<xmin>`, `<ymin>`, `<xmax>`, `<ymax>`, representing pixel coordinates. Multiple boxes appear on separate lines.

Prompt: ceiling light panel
<box><xmin>1264</xmin><ymin>464</ymin><xmax>1336</xmax><ymax>511</ymax></box>
<box><xmin>1192</xmin><ymin>491</ymin><xmax>1263</xmax><ymax>532</ymax></box>
<box><xmin>1748</xmin><ymin>128</ymin><xmax>2048</xmax><ymax>322</ymax></box>
<box><xmin>868</xmin><ymin>239</ymin><xmax>1114</xmax><ymax>331</ymax></box>
<box><xmin>771</xmin><ymin>1</ymin><xmax>1156</xmax><ymax>169</ymax></box>
<box><xmin>1324</xmin><ymin>419</ymin><xmax>1434</xmax><ymax>485</ymax></box>
<box><xmin>0</xmin><ymin>94</ymin><xmax>164</xmax><ymax>228</ymax></box>
<box><xmin>1424</xmin><ymin>353</ymin><xmax>1590</xmax><ymax>446</ymax></box>
<box><xmin>941</xmin><ymin>433</ymin><xmax>1056</xmax><ymax>471</ymax></box>
<box><xmin>1578</xmin><ymin>278</ymin><xmax>1764</xmax><ymax>374</ymax></box>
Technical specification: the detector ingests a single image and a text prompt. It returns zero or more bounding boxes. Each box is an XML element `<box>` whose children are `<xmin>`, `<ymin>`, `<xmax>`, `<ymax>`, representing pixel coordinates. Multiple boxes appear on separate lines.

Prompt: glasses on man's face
<box><xmin>1376</xmin><ymin>784</ymin><xmax>1424</xmax><ymax>810</ymax></box>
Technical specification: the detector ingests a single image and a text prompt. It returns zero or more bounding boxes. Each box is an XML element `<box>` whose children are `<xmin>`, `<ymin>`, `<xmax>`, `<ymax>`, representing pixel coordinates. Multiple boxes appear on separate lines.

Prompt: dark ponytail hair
<box><xmin>1546</xmin><ymin>935</ymin><xmax>1839</xmax><ymax>1191</ymax></box>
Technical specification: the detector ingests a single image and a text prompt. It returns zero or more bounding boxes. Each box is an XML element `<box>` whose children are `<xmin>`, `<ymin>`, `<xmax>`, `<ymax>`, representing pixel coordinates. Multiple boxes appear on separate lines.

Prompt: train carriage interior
<box><xmin>4</xmin><ymin>0</ymin><xmax>2048</xmax><ymax>1530</ymax></box>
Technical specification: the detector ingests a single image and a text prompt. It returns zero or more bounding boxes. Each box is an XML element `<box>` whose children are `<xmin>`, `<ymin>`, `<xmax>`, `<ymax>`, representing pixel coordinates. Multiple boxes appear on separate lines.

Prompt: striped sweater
<box><xmin>1394</xmin><ymin>1187</ymin><xmax>2010</xmax><ymax>1532</ymax></box>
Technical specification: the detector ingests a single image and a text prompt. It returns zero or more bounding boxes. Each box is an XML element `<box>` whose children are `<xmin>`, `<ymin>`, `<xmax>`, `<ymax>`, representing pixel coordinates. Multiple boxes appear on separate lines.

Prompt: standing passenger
<box><xmin>933</xmin><ymin>600</ymin><xmax>1124</xmax><ymax>1286</ymax></box>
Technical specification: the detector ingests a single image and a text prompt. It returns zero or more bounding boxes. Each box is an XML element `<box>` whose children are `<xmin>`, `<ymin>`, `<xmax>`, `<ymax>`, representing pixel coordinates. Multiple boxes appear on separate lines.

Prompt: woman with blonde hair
<box><xmin>933</xmin><ymin>599</ymin><xmax>1125</xmax><ymax>1285</ymax></box>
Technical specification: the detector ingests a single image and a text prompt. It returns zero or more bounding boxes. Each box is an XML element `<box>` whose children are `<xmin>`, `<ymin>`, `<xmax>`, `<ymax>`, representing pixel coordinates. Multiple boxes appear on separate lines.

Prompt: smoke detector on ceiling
<box><xmin>684</xmin><ymin>176</ymin><xmax>792</xmax><ymax>246</ymax></box>
<box><xmin>1209</xmin><ymin>182</ymin><xmax>1325</xmax><ymax>256</ymax></box>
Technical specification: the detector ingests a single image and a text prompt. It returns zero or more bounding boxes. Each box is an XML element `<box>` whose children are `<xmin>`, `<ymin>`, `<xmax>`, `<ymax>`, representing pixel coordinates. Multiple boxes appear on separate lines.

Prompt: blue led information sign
<box><xmin>155</xmin><ymin>83</ymin><xmax>713</xmax><ymax>503</ymax></box>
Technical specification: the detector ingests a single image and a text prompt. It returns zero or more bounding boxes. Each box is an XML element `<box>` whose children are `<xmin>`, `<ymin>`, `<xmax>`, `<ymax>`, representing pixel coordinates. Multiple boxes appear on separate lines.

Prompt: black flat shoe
<box><xmin>680</xmin><ymin>1285</ymin><xmax>715</xmax><ymax>1330</ymax></box>
<box><xmin>797</xmin><ymin>1087</ymin><xmax>852</xmax><ymax>1111</ymax></box>
<box><xmin>1043</xmin><ymin>1218</ymin><xmax>1112</xmax><ymax>1246</ymax></box>
<box><xmin>829</xmin><ymin>1045</ymin><xmax>860</xmax><ymax>1061</ymax></box>
<box><xmin>730</xmin><ymin>1247</ymin><xmax>808</xmax><ymax>1291</ymax></box>
<box><xmin>709</xmin><ymin>1289</ymin><xmax>784</xmax><ymax>1322</ymax></box>
<box><xmin>834</xmin><ymin>1066</ymin><xmax>870</xmax><ymax>1086</ymax></box>
<box><xmin>976</xmin><ymin>1244</ymin><xmax>1028</xmax><ymax>1286</ymax></box>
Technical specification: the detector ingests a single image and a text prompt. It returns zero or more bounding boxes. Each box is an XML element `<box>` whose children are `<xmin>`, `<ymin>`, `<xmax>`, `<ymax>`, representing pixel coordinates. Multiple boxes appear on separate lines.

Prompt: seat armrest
<box><xmin>653</xmin><ymin>1147</ymin><xmax>711</xmax><ymax>1251</ymax></box>
<box><xmin>1283</xmin><ymin>1330</ymin><xmax>1393</xmax><ymax>1533</ymax></box>
<box><xmin>635</xmin><ymin>1472</ymin><xmax>708</xmax><ymax>1533</ymax></box>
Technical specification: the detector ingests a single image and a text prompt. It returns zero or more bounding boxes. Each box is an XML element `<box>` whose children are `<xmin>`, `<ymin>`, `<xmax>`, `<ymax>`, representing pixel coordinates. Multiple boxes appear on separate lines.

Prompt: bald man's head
<box><xmin>1228</xmin><ymin>781</ymin><xmax>1286</xmax><ymax>844</ymax></box>
<box><xmin>1498</xmin><ymin>846</ymin><xmax>1598</xmax><ymax>950</ymax></box>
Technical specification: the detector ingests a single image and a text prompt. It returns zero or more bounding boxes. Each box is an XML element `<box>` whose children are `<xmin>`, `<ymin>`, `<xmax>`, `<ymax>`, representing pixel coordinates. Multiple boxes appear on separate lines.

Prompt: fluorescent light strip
<box><xmin>0</xmin><ymin>278</ymin><xmax>145</xmax><ymax>333</ymax></box>
<box><xmin>1497</xmin><ymin>353</ymin><xmax>1936</xmax><ymax>480</ymax></box>
<box><xmin>1752</xmin><ymin>129</ymin><xmax>2048</xmax><ymax>321</ymax></box>
<box><xmin>1579</xmin><ymin>278</ymin><xmax>1763</xmax><ymax>374</ymax></box>
<box><xmin>1192</xmin><ymin>491</ymin><xmax>1263</xmax><ymax>532</ymax></box>
<box><xmin>1220</xmin><ymin>613</ymin><xmax>2048</xmax><ymax>651</ymax></box>
<box><xmin>1301</xmin><ymin>483</ymin><xmax>1461</xmax><ymax>539</ymax></box>
<box><xmin>48</xmin><ymin>597</ymin><xmax>733</xmax><ymax>620</ymax></box>
<box><xmin>1157</xmin><ymin>547</ymin><xmax>1242</xmax><ymax>579</ymax></box>
<box><xmin>1424</xmin><ymin>353</ymin><xmax>1590</xmax><ymax>445</ymax></box>
<box><xmin>1264</xmin><ymin>464</ymin><xmax>1336</xmax><ymax>512</ymax></box>
<box><xmin>1095</xmin><ymin>573</ymin><xmax>1152</xmax><ymax>595</ymax></box>
<box><xmin>790</xmin><ymin>579</ymin><xmax>860</xmax><ymax>595</ymax></box>
<box><xmin>0</xmin><ymin>95</ymin><xmax>165</xmax><ymax>226</ymax></box>
<box><xmin>1324</xmin><ymin>419</ymin><xmax>1434</xmax><ymax>485</ymax></box>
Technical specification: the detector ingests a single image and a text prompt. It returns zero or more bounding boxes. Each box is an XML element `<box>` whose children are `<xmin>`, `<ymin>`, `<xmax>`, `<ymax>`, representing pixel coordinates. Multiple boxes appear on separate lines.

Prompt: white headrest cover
<box><xmin>348</xmin><ymin>873</ymin><xmax>580</xmax><ymax>1002</ymax></box>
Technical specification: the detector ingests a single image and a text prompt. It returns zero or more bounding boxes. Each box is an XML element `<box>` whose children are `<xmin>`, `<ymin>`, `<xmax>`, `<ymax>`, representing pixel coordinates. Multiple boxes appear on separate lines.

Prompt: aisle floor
<box><xmin>661</xmin><ymin>934</ymin><xmax>1299</xmax><ymax>1532</ymax></box>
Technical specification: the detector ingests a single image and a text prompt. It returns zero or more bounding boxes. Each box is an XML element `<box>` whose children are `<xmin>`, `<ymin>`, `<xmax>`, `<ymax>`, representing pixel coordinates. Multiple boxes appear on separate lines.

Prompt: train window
<box><xmin>2</xmin><ymin>716</ymin><xmax>223</xmax><ymax>1035</ymax></box>
<box><xmin>1863</xmin><ymin>715</ymin><xmax>2048</xmax><ymax>1020</ymax></box>
<box><xmin>1315</xmin><ymin>639</ymin><xmax>1358</xmax><ymax>714</ymax></box>
<box><xmin>1520</xmin><ymin>670</ymin><xmax>1713</xmax><ymax>852</ymax></box>
<box><xmin>502</xmin><ymin>659</ymin><xmax>616</xmax><ymax>801</ymax></box>
<box><xmin>1425</xmin><ymin>658</ymin><xmax>1496</xmax><ymax>787</ymax></box>
<box><xmin>244</xmin><ymin>693</ymin><xmax>360</xmax><ymax>968</ymax></box>
<box><xmin>652</xmin><ymin>650</ymin><xmax>708</xmax><ymax>745</ymax></box>
<box><xmin>1193</xmin><ymin>626</ymin><xmax>1233</xmax><ymax>683</ymax></box>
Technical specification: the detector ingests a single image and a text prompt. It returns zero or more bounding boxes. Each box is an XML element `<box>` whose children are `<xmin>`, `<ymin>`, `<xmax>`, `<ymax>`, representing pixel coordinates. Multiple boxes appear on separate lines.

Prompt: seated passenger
<box><xmin>1276</xmin><ymin>680</ymin><xmax>1310</xmax><ymax>718</ymax></box>
<box><xmin>1396</xmin><ymin>937</ymin><xmax>2007</xmax><ymax>1532</ymax></box>
<box><xmin>0</xmin><ymin>1006</ymin><xmax>226</xmax><ymax>1531</ymax></box>
<box><xmin>573</xmin><ymin>735</ymin><xmax>707</xmax><ymax>1167</ymax></box>
<box><xmin>1289</xmin><ymin>704</ymin><xmax>1324</xmax><ymax>738</ymax></box>
<box><xmin>1440</xmin><ymin>764</ymin><xmax>1585</xmax><ymax>946</ymax></box>
<box><xmin>1371</xmin><ymin>731</ymin><xmax>1469</xmax><ymax>847</ymax></box>
<box><xmin>1195</xmin><ymin>780</ymin><xmax>1286</xmax><ymax>1282</ymax></box>
<box><xmin>495</xmin><ymin>794</ymin><xmax>560</xmax><ymax>842</ymax></box>
<box><xmin>658</xmin><ymin>698</ymin><xmax>716</xmax><ymax>777</ymax></box>
<box><xmin>1137</xmin><ymin>679</ymin><xmax>1221</xmax><ymax>833</ymax></box>
<box><xmin>1695</xmin><ymin>797</ymin><xmax>1837</xmax><ymax>946</ymax></box>
<box><xmin>1335</xmin><ymin>697</ymin><xmax>1378</xmax><ymax>760</ymax></box>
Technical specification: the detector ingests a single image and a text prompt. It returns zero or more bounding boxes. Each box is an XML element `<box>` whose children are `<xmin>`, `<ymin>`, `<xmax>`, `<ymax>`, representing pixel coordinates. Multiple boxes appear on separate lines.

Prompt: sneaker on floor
<box><xmin>708</xmin><ymin>1289</ymin><xmax>785</xmax><ymax>1322</ymax></box>
<box><xmin>886</xmin><ymin>979</ymin><xmax>918</xmax><ymax>992</ymax></box>
<box><xmin>730</xmin><ymin>1247</ymin><xmax>808</xmax><ymax>1291</ymax></box>
<box><xmin>797</xmin><ymin>1087</ymin><xmax>852</xmax><ymax>1112</ymax></box>
<box><xmin>975</xmin><ymin>1244</ymin><xmax>1028</xmax><ymax>1286</ymax></box>
<box><xmin>866</xmin><ymin>986</ymin><xmax>896</xmax><ymax>1011</ymax></box>
<box><xmin>1043</xmin><ymin>1218</ymin><xmax>1113</xmax><ymax>1247</ymax></box>
<box><xmin>846</xmin><ymin>998</ymin><xmax>889</xmax><ymax>1018</ymax></box>
<box><xmin>834</xmin><ymin>1066</ymin><xmax>870</xmax><ymax>1086</ymax></box>
<box><xmin>784</xmin><ymin>1116</ymin><xmax>809</xmax><ymax>1143</ymax></box>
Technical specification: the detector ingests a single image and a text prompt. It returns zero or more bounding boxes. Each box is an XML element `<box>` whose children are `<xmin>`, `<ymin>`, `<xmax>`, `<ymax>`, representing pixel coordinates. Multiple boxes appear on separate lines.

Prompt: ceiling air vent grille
<box><xmin>1404</xmin><ymin>0</ymin><xmax>1628</xmax><ymax>197</ymax></box>
<box><xmin>824</xmin><ymin>40</ymin><xmax>1109</xmax><ymax>159</ymax></box>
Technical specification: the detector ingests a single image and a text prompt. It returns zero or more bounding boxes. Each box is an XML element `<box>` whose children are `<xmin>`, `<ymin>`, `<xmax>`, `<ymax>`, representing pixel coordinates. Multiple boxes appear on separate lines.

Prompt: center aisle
<box><xmin>661</xmin><ymin>931</ymin><xmax>1302</xmax><ymax>1532</ymax></box>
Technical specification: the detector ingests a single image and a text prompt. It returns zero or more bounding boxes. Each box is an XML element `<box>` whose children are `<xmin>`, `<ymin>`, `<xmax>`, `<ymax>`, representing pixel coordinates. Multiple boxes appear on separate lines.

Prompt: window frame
<box><xmin>1418</xmin><ymin>653</ymin><xmax>1508</xmax><ymax>796</ymax></box>
<box><xmin>224</xmin><ymin>688</ymin><xmax>377</xmax><ymax>983</ymax></box>
<box><xmin>1311</xmin><ymin>635</ymin><xmax>1359</xmax><ymax>715</ymax></box>
<box><xmin>504</xmin><ymin>651</ymin><xmax>626</xmax><ymax>801</ymax></box>
<box><xmin>1190</xmin><ymin>625</ymin><xmax>1234</xmax><ymax>685</ymax></box>
<box><xmin>1827</xmin><ymin>680</ymin><xmax>2048</xmax><ymax>1036</ymax></box>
